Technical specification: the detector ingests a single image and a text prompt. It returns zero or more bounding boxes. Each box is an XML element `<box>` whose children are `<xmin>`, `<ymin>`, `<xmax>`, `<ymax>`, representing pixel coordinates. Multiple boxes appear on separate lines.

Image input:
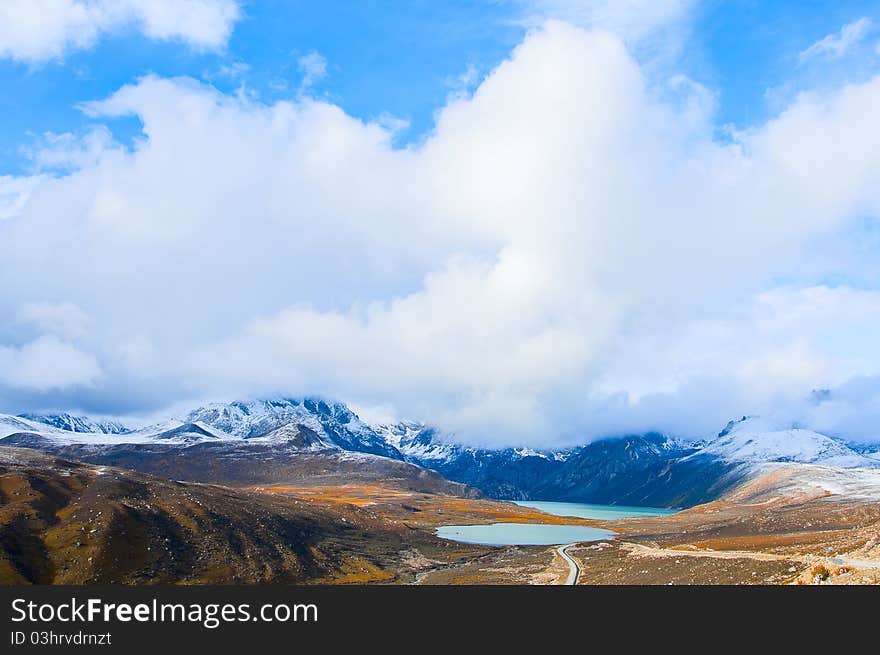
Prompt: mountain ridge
<box><xmin>3</xmin><ymin>399</ymin><xmax>877</xmax><ymax>508</ymax></box>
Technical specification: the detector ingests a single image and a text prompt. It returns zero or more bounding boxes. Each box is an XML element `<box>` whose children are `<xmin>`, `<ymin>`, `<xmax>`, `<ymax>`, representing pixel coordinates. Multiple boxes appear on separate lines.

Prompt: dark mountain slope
<box><xmin>0</xmin><ymin>447</ymin><xmax>467</xmax><ymax>584</ymax></box>
<box><xmin>0</xmin><ymin>432</ymin><xmax>478</xmax><ymax>497</ymax></box>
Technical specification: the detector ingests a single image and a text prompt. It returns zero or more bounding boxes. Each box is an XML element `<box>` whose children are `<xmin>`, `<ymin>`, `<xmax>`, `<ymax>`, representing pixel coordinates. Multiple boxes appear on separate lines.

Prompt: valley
<box><xmin>416</xmin><ymin>465</ymin><xmax>880</xmax><ymax>585</ymax></box>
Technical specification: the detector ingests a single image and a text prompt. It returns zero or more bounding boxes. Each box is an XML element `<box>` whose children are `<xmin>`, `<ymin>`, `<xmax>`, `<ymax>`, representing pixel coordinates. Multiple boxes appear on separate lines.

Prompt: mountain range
<box><xmin>2</xmin><ymin>398</ymin><xmax>878</xmax><ymax>507</ymax></box>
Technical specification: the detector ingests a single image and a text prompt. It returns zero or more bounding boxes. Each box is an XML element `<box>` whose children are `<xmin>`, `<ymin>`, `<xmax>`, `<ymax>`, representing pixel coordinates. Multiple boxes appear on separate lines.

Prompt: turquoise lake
<box><xmin>513</xmin><ymin>501</ymin><xmax>678</xmax><ymax>521</ymax></box>
<box><xmin>435</xmin><ymin>501</ymin><xmax>677</xmax><ymax>546</ymax></box>
<box><xmin>434</xmin><ymin>523</ymin><xmax>614</xmax><ymax>546</ymax></box>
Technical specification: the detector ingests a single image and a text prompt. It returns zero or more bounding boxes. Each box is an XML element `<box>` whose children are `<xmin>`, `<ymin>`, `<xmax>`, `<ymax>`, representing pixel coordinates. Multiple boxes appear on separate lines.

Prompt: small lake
<box><xmin>513</xmin><ymin>501</ymin><xmax>678</xmax><ymax>521</ymax></box>
<box><xmin>435</xmin><ymin>501</ymin><xmax>677</xmax><ymax>546</ymax></box>
<box><xmin>435</xmin><ymin>523</ymin><xmax>614</xmax><ymax>546</ymax></box>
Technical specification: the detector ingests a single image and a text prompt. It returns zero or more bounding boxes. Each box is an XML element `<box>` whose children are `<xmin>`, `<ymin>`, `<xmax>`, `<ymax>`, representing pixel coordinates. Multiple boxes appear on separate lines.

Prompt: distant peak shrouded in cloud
<box><xmin>2</xmin><ymin>21</ymin><xmax>880</xmax><ymax>446</ymax></box>
<box><xmin>0</xmin><ymin>0</ymin><xmax>241</xmax><ymax>63</ymax></box>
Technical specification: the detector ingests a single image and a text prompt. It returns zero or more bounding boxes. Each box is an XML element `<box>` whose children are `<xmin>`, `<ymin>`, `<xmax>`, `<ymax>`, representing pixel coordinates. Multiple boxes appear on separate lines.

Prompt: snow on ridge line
<box><xmin>2</xmin><ymin>406</ymin><xmax>878</xmax><ymax>470</ymax></box>
<box><xmin>0</xmin><ymin>413</ymin><xmax>228</xmax><ymax>445</ymax></box>
<box><xmin>18</xmin><ymin>412</ymin><xmax>130</xmax><ymax>434</ymax></box>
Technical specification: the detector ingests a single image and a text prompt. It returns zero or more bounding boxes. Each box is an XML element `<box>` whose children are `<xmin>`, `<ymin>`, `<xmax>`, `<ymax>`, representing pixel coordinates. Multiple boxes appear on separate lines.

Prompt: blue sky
<box><xmin>2</xmin><ymin>0</ymin><xmax>879</xmax><ymax>173</ymax></box>
<box><xmin>2</xmin><ymin>1</ymin><xmax>880</xmax><ymax>444</ymax></box>
<box><xmin>0</xmin><ymin>0</ymin><xmax>521</xmax><ymax>172</ymax></box>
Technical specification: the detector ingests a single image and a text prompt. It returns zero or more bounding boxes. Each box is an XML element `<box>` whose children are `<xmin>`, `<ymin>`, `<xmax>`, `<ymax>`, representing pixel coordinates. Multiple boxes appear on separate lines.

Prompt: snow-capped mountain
<box><xmin>185</xmin><ymin>398</ymin><xmax>401</xmax><ymax>457</ymax></box>
<box><xmin>0</xmin><ymin>414</ymin><xmax>229</xmax><ymax>447</ymax></box>
<box><xmin>1</xmin><ymin>398</ymin><xmax>401</xmax><ymax>458</ymax></box>
<box><xmin>0</xmin><ymin>402</ymin><xmax>467</xmax><ymax>498</ymax></box>
<box><xmin>691</xmin><ymin>416</ymin><xmax>875</xmax><ymax>468</ymax></box>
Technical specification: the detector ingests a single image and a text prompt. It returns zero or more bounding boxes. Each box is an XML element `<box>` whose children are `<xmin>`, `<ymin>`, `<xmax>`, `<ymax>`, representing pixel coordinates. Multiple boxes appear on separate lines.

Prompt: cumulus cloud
<box><xmin>2</xmin><ymin>22</ymin><xmax>880</xmax><ymax>444</ymax></box>
<box><xmin>0</xmin><ymin>0</ymin><xmax>240</xmax><ymax>63</ymax></box>
<box><xmin>799</xmin><ymin>17</ymin><xmax>874</xmax><ymax>63</ymax></box>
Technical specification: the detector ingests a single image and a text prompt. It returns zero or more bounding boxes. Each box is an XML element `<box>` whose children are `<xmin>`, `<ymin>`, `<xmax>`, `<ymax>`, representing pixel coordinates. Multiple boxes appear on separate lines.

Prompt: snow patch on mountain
<box><xmin>748</xmin><ymin>462</ymin><xmax>880</xmax><ymax>502</ymax></box>
<box><xmin>19</xmin><ymin>413</ymin><xmax>129</xmax><ymax>434</ymax></box>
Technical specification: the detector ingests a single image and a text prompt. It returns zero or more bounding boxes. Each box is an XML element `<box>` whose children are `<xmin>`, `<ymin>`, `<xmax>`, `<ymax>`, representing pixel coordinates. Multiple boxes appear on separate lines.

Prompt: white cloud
<box><xmin>0</xmin><ymin>0</ymin><xmax>240</xmax><ymax>63</ymax></box>
<box><xmin>2</xmin><ymin>23</ymin><xmax>880</xmax><ymax>443</ymax></box>
<box><xmin>297</xmin><ymin>51</ymin><xmax>328</xmax><ymax>92</ymax></box>
<box><xmin>0</xmin><ymin>336</ymin><xmax>102</xmax><ymax>391</ymax></box>
<box><xmin>799</xmin><ymin>17</ymin><xmax>874</xmax><ymax>63</ymax></box>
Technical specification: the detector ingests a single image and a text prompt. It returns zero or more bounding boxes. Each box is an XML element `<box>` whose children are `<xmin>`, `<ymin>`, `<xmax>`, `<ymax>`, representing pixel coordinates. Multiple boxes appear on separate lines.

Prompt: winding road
<box><xmin>557</xmin><ymin>543</ymin><xmax>580</xmax><ymax>585</ymax></box>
